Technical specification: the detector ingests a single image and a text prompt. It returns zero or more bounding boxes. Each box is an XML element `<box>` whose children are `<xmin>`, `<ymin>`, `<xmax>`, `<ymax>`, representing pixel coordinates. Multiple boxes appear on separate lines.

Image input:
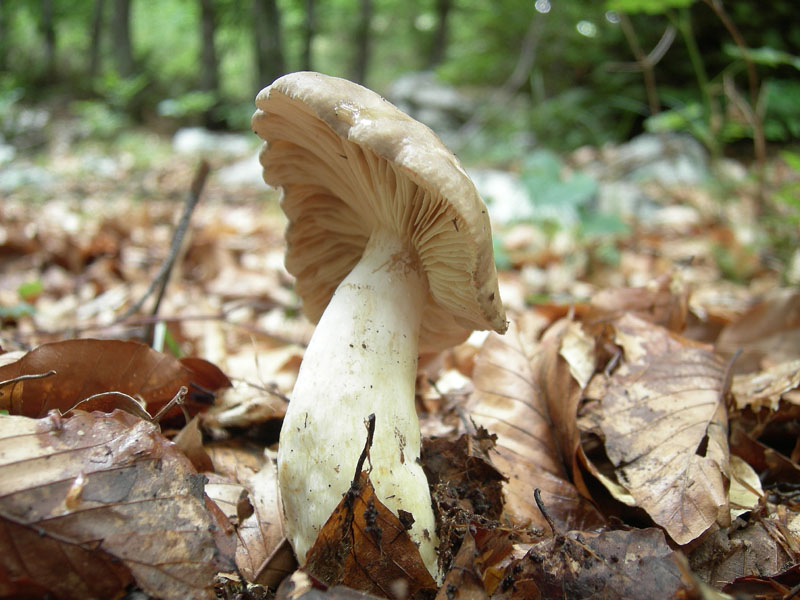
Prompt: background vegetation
<box><xmin>1</xmin><ymin>0</ymin><xmax>798</xmax><ymax>155</ymax></box>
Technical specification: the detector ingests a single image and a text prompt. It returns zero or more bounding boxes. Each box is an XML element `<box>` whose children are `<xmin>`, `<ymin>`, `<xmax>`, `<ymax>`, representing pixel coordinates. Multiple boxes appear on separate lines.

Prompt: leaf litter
<box><xmin>1</xmin><ymin>136</ymin><xmax>799</xmax><ymax>599</ymax></box>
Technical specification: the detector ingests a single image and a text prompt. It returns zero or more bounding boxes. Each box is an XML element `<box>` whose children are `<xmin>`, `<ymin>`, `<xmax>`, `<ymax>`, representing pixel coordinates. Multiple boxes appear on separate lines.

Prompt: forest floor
<box><xmin>1</xmin><ymin>118</ymin><xmax>800</xmax><ymax>599</ymax></box>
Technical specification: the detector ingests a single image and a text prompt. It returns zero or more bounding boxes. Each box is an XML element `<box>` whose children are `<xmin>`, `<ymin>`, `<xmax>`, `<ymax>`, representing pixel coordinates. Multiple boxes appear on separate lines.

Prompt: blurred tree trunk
<box><xmin>428</xmin><ymin>0</ymin><xmax>451</xmax><ymax>68</ymax></box>
<box><xmin>0</xmin><ymin>0</ymin><xmax>7</xmax><ymax>72</ymax></box>
<box><xmin>41</xmin><ymin>0</ymin><xmax>56</xmax><ymax>78</ymax></box>
<box><xmin>253</xmin><ymin>0</ymin><xmax>285</xmax><ymax>88</ymax></box>
<box><xmin>199</xmin><ymin>0</ymin><xmax>220</xmax><ymax>94</ymax></box>
<box><xmin>351</xmin><ymin>0</ymin><xmax>372</xmax><ymax>84</ymax></box>
<box><xmin>88</xmin><ymin>0</ymin><xmax>105</xmax><ymax>79</ymax></box>
<box><xmin>301</xmin><ymin>0</ymin><xmax>315</xmax><ymax>71</ymax></box>
<box><xmin>111</xmin><ymin>0</ymin><xmax>134</xmax><ymax>77</ymax></box>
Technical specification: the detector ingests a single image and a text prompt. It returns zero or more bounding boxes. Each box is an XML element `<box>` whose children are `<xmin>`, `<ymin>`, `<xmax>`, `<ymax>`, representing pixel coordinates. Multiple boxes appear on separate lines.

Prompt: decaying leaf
<box><xmin>0</xmin><ymin>409</ymin><xmax>235</xmax><ymax>600</ymax></box>
<box><xmin>0</xmin><ymin>338</ymin><xmax>230</xmax><ymax>420</ymax></box>
<box><xmin>303</xmin><ymin>470</ymin><xmax>437</xmax><ymax>599</ymax></box>
<box><xmin>583</xmin><ymin>314</ymin><xmax>731</xmax><ymax>545</ymax></box>
<box><xmin>468</xmin><ymin>319</ymin><xmax>604</xmax><ymax>533</ymax></box>
<box><xmin>690</xmin><ymin>514</ymin><xmax>800</xmax><ymax>591</ymax></box>
<box><xmin>492</xmin><ymin>527</ymin><xmax>695</xmax><ymax>599</ymax></box>
<box><xmin>434</xmin><ymin>529</ymin><xmax>489</xmax><ymax>600</ymax></box>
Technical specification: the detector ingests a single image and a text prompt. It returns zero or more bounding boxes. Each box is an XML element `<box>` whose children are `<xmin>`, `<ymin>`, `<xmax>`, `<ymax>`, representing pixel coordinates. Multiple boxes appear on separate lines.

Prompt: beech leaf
<box><xmin>303</xmin><ymin>471</ymin><xmax>437</xmax><ymax>599</ymax></box>
<box><xmin>468</xmin><ymin>319</ymin><xmax>604</xmax><ymax>532</ymax></box>
<box><xmin>587</xmin><ymin>314</ymin><xmax>730</xmax><ymax>544</ymax></box>
<box><xmin>0</xmin><ymin>410</ymin><xmax>235</xmax><ymax>600</ymax></box>
<box><xmin>0</xmin><ymin>339</ymin><xmax>230</xmax><ymax>420</ymax></box>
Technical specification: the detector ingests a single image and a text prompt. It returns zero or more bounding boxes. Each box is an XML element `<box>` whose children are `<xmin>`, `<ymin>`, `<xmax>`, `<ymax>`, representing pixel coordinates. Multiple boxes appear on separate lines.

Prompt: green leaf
<box><xmin>17</xmin><ymin>280</ymin><xmax>43</xmax><ymax>301</ymax></box>
<box><xmin>723</xmin><ymin>45</ymin><xmax>800</xmax><ymax>71</ymax></box>
<box><xmin>606</xmin><ymin>0</ymin><xmax>695</xmax><ymax>15</ymax></box>
<box><xmin>780</xmin><ymin>151</ymin><xmax>800</xmax><ymax>172</ymax></box>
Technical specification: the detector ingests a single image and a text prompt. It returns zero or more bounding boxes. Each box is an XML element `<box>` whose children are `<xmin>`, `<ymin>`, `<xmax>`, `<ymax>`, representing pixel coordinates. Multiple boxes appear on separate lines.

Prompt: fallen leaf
<box><xmin>0</xmin><ymin>339</ymin><xmax>229</xmax><ymax>420</ymax></box>
<box><xmin>434</xmin><ymin>529</ymin><xmax>489</xmax><ymax>600</ymax></box>
<box><xmin>728</xmin><ymin>455</ymin><xmax>763</xmax><ymax>520</ymax></box>
<box><xmin>584</xmin><ymin>313</ymin><xmax>730</xmax><ymax>545</ymax></box>
<box><xmin>585</xmin><ymin>274</ymin><xmax>689</xmax><ymax>333</ymax></box>
<box><xmin>173</xmin><ymin>415</ymin><xmax>215</xmax><ymax>473</ymax></box>
<box><xmin>492</xmin><ymin>527</ymin><xmax>694</xmax><ymax>599</ymax></box>
<box><xmin>0</xmin><ymin>409</ymin><xmax>235</xmax><ymax>600</ymax></box>
<box><xmin>303</xmin><ymin>471</ymin><xmax>437</xmax><ymax>599</ymax></box>
<box><xmin>731</xmin><ymin>359</ymin><xmax>800</xmax><ymax>412</ymax></box>
<box><xmin>721</xmin><ymin>564</ymin><xmax>800</xmax><ymax>599</ymax></box>
<box><xmin>690</xmin><ymin>516</ymin><xmax>798</xmax><ymax>591</ymax></box>
<box><xmin>468</xmin><ymin>319</ymin><xmax>604</xmax><ymax>533</ymax></box>
<box><xmin>716</xmin><ymin>290</ymin><xmax>800</xmax><ymax>373</ymax></box>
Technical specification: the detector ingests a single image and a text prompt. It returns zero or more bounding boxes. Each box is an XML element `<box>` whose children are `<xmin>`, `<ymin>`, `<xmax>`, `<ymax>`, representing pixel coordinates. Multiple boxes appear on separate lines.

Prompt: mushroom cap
<box><xmin>252</xmin><ymin>71</ymin><xmax>507</xmax><ymax>352</ymax></box>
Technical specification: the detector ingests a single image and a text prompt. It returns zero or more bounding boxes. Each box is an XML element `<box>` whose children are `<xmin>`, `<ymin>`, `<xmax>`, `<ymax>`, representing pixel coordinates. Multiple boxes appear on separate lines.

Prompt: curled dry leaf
<box><xmin>0</xmin><ymin>338</ymin><xmax>230</xmax><ymax>420</ymax></box>
<box><xmin>468</xmin><ymin>319</ymin><xmax>604</xmax><ymax>533</ymax></box>
<box><xmin>585</xmin><ymin>313</ymin><xmax>730</xmax><ymax>545</ymax></box>
<box><xmin>728</xmin><ymin>454</ymin><xmax>763</xmax><ymax>521</ymax></box>
<box><xmin>303</xmin><ymin>471</ymin><xmax>437</xmax><ymax>599</ymax></box>
<box><xmin>206</xmin><ymin>457</ymin><xmax>295</xmax><ymax>587</ymax></box>
<box><xmin>0</xmin><ymin>409</ymin><xmax>235</xmax><ymax>600</ymax></box>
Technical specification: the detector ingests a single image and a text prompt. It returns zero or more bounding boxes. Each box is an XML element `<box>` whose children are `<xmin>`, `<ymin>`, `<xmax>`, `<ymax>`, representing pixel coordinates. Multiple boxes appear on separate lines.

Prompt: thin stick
<box><xmin>0</xmin><ymin>370</ymin><xmax>57</xmax><ymax>390</ymax></box>
<box><xmin>118</xmin><ymin>159</ymin><xmax>210</xmax><ymax>326</ymax></box>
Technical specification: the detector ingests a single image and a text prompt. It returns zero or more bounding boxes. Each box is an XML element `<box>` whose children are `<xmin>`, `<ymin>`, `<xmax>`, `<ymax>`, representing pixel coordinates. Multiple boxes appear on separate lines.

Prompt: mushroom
<box><xmin>252</xmin><ymin>71</ymin><xmax>507</xmax><ymax>580</ymax></box>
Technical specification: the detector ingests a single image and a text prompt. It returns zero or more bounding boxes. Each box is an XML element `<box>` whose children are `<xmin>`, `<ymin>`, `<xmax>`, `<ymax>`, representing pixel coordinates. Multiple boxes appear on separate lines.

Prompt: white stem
<box><xmin>277</xmin><ymin>227</ymin><xmax>440</xmax><ymax>580</ymax></box>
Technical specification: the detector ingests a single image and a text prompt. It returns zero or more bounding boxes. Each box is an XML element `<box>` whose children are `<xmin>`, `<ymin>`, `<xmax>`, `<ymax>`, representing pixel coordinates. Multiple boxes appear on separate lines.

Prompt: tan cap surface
<box><xmin>252</xmin><ymin>71</ymin><xmax>507</xmax><ymax>352</ymax></box>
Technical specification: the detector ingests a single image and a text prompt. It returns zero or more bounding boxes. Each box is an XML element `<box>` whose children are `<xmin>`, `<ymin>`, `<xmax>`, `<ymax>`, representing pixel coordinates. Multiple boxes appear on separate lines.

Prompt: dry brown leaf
<box><xmin>468</xmin><ymin>319</ymin><xmax>604</xmax><ymax>532</ymax></box>
<box><xmin>729</xmin><ymin>422</ymin><xmax>800</xmax><ymax>486</ymax></box>
<box><xmin>491</xmin><ymin>527</ymin><xmax>694</xmax><ymax>599</ymax></box>
<box><xmin>0</xmin><ymin>409</ymin><xmax>235</xmax><ymax>600</ymax></box>
<box><xmin>303</xmin><ymin>470</ymin><xmax>437</xmax><ymax>599</ymax></box>
<box><xmin>434</xmin><ymin>529</ymin><xmax>489</xmax><ymax>600</ymax></box>
<box><xmin>585</xmin><ymin>313</ymin><xmax>730</xmax><ymax>545</ymax></box>
<box><xmin>716</xmin><ymin>290</ymin><xmax>800</xmax><ymax>373</ymax></box>
<box><xmin>238</xmin><ymin>459</ymin><xmax>294</xmax><ymax>586</ymax></box>
<box><xmin>585</xmin><ymin>274</ymin><xmax>689</xmax><ymax>333</ymax></box>
<box><xmin>690</xmin><ymin>516</ymin><xmax>798</xmax><ymax>591</ymax></box>
<box><xmin>731</xmin><ymin>359</ymin><xmax>800</xmax><ymax>412</ymax></box>
<box><xmin>728</xmin><ymin>455</ymin><xmax>763</xmax><ymax>520</ymax></box>
<box><xmin>174</xmin><ymin>415</ymin><xmax>215</xmax><ymax>473</ymax></box>
<box><xmin>0</xmin><ymin>339</ymin><xmax>229</xmax><ymax>420</ymax></box>
<box><xmin>206</xmin><ymin>439</ymin><xmax>268</xmax><ymax>484</ymax></box>
<box><xmin>721</xmin><ymin>564</ymin><xmax>800</xmax><ymax>599</ymax></box>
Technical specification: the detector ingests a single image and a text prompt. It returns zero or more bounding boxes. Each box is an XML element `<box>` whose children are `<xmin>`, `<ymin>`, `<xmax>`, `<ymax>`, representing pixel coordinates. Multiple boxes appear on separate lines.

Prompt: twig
<box><xmin>353</xmin><ymin>413</ymin><xmax>376</xmax><ymax>484</ymax></box>
<box><xmin>703</xmin><ymin>0</ymin><xmax>766</xmax><ymax>206</ymax></box>
<box><xmin>533</xmin><ymin>488</ymin><xmax>557</xmax><ymax>537</ymax></box>
<box><xmin>151</xmin><ymin>385</ymin><xmax>189</xmax><ymax>424</ymax></box>
<box><xmin>118</xmin><ymin>159</ymin><xmax>210</xmax><ymax>329</ymax></box>
<box><xmin>453</xmin><ymin>12</ymin><xmax>542</xmax><ymax>152</ymax></box>
<box><xmin>617</xmin><ymin>14</ymin><xmax>665</xmax><ymax>117</ymax></box>
<box><xmin>0</xmin><ymin>370</ymin><xmax>57</xmax><ymax>390</ymax></box>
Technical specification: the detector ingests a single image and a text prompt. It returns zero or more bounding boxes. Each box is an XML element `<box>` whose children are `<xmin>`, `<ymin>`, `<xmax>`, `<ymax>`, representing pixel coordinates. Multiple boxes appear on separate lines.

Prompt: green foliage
<box><xmin>17</xmin><ymin>280</ymin><xmax>43</xmax><ymax>302</ymax></box>
<box><xmin>723</xmin><ymin>45</ymin><xmax>800</xmax><ymax>71</ymax></box>
<box><xmin>70</xmin><ymin>100</ymin><xmax>131</xmax><ymax>139</ymax></box>
<box><xmin>518</xmin><ymin>150</ymin><xmax>629</xmax><ymax>246</ymax></box>
<box><xmin>0</xmin><ymin>302</ymin><xmax>35</xmax><ymax>321</ymax></box>
<box><xmin>606</xmin><ymin>0</ymin><xmax>694</xmax><ymax>14</ymax></box>
<box><xmin>157</xmin><ymin>91</ymin><xmax>218</xmax><ymax>119</ymax></box>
